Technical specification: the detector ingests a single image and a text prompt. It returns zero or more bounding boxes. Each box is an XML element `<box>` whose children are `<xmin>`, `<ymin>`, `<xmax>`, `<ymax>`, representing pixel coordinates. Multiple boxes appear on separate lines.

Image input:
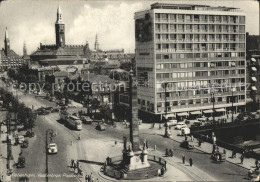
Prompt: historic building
<box><xmin>0</xmin><ymin>28</ymin><xmax>26</xmax><ymax>71</ymax></box>
<box><xmin>135</xmin><ymin>3</ymin><xmax>246</xmax><ymax>121</ymax></box>
<box><xmin>30</xmin><ymin>5</ymin><xmax>126</xmax><ymax>68</ymax></box>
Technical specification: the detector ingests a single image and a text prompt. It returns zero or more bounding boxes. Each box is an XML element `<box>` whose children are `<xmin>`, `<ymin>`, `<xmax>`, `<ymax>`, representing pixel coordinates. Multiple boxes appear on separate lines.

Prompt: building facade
<box><xmin>0</xmin><ymin>28</ymin><xmax>26</xmax><ymax>71</ymax></box>
<box><xmin>135</xmin><ymin>3</ymin><xmax>246</xmax><ymax>121</ymax></box>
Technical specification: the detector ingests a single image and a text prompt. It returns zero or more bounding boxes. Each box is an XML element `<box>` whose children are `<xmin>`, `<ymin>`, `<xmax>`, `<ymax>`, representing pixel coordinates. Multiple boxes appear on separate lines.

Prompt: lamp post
<box><xmin>6</xmin><ymin>102</ymin><xmax>13</xmax><ymax>175</ymax></box>
<box><xmin>210</xmin><ymin>91</ymin><xmax>215</xmax><ymax>125</ymax></box>
<box><xmin>45</xmin><ymin>129</ymin><xmax>53</xmax><ymax>182</ymax></box>
<box><xmin>162</xmin><ymin>82</ymin><xmax>171</xmax><ymax>138</ymax></box>
<box><xmin>231</xmin><ymin>87</ymin><xmax>235</xmax><ymax>122</ymax></box>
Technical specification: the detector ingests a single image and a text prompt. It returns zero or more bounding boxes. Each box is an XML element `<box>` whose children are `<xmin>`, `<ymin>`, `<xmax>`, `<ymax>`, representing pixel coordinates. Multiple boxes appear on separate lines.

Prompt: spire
<box><xmin>56</xmin><ymin>5</ymin><xmax>64</xmax><ymax>24</ymax></box>
<box><xmin>5</xmin><ymin>27</ymin><xmax>9</xmax><ymax>40</ymax></box>
<box><xmin>23</xmin><ymin>41</ymin><xmax>27</xmax><ymax>56</ymax></box>
<box><xmin>95</xmin><ymin>34</ymin><xmax>99</xmax><ymax>50</ymax></box>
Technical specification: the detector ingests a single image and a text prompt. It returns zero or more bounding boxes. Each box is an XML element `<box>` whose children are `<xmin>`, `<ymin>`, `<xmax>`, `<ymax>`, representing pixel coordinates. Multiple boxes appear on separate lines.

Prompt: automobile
<box><xmin>175</xmin><ymin>122</ymin><xmax>187</xmax><ymax>130</ymax></box>
<box><xmin>49</xmin><ymin>97</ymin><xmax>56</xmax><ymax>102</ymax></box>
<box><xmin>81</xmin><ymin>116</ymin><xmax>92</xmax><ymax>124</ymax></box>
<box><xmin>211</xmin><ymin>151</ymin><xmax>226</xmax><ymax>162</ymax></box>
<box><xmin>72</xmin><ymin>113</ymin><xmax>79</xmax><ymax>117</ymax></box>
<box><xmin>45</xmin><ymin>107</ymin><xmax>53</xmax><ymax>112</ymax></box>
<box><xmin>17</xmin><ymin>156</ymin><xmax>25</xmax><ymax>168</ymax></box>
<box><xmin>25</xmin><ymin>130</ymin><xmax>35</xmax><ymax>138</ymax></box>
<box><xmin>48</xmin><ymin>143</ymin><xmax>58</xmax><ymax>154</ymax></box>
<box><xmin>167</xmin><ymin>117</ymin><xmax>178</xmax><ymax>126</ymax></box>
<box><xmin>194</xmin><ymin>120</ymin><xmax>203</xmax><ymax>127</ymax></box>
<box><xmin>21</xmin><ymin>139</ymin><xmax>28</xmax><ymax>148</ymax></box>
<box><xmin>96</xmin><ymin>123</ymin><xmax>106</xmax><ymax>131</ymax></box>
<box><xmin>51</xmin><ymin>108</ymin><xmax>59</xmax><ymax>113</ymax></box>
<box><xmin>180</xmin><ymin>140</ymin><xmax>194</xmax><ymax>149</ymax></box>
<box><xmin>18</xmin><ymin>176</ymin><xmax>29</xmax><ymax>182</ymax></box>
<box><xmin>17</xmin><ymin>135</ymin><xmax>25</xmax><ymax>144</ymax></box>
<box><xmin>33</xmin><ymin>90</ymin><xmax>38</xmax><ymax>94</ymax></box>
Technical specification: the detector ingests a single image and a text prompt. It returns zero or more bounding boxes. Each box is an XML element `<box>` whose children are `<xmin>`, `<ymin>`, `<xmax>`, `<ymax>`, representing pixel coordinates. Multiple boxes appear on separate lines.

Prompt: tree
<box><xmin>100</xmin><ymin>103</ymin><xmax>112</xmax><ymax>122</ymax></box>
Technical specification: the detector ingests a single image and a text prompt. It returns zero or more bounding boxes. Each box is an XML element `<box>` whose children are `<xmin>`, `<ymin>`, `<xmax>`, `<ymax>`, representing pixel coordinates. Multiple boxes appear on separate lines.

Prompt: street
<box><xmin>4</xmin><ymin>83</ymin><xmax>249</xmax><ymax>182</ymax></box>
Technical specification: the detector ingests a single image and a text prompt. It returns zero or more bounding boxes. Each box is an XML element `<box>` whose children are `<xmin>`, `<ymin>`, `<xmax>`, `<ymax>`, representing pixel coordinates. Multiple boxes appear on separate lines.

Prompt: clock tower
<box><xmin>55</xmin><ymin>5</ymin><xmax>65</xmax><ymax>47</ymax></box>
<box><xmin>4</xmin><ymin>27</ymin><xmax>10</xmax><ymax>56</ymax></box>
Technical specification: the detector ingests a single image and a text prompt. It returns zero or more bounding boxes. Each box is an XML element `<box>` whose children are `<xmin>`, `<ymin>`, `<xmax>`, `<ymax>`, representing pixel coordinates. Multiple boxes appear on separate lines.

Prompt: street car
<box><xmin>180</xmin><ymin>140</ymin><xmax>194</xmax><ymax>149</ymax></box>
<box><xmin>175</xmin><ymin>122</ymin><xmax>187</xmax><ymax>130</ymax></box>
<box><xmin>48</xmin><ymin>143</ymin><xmax>58</xmax><ymax>154</ymax></box>
<box><xmin>17</xmin><ymin>156</ymin><xmax>25</xmax><ymax>168</ymax></box>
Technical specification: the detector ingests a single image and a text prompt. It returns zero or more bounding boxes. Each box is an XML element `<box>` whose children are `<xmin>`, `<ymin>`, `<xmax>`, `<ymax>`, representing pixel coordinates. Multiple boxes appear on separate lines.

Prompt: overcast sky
<box><xmin>0</xmin><ymin>0</ymin><xmax>259</xmax><ymax>55</ymax></box>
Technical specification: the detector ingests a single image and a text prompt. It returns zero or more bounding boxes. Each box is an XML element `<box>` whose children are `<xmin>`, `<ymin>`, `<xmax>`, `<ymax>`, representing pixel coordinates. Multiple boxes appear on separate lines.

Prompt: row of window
<box><xmin>155</xmin><ymin>14</ymin><xmax>245</xmax><ymax>24</ymax></box>
<box><xmin>155</xmin><ymin>24</ymin><xmax>245</xmax><ymax>33</ymax></box>
<box><xmin>156</xmin><ymin>34</ymin><xmax>245</xmax><ymax>41</ymax></box>
<box><xmin>156</xmin><ymin>43</ymin><xmax>245</xmax><ymax>50</ymax></box>
<box><xmin>156</xmin><ymin>52</ymin><xmax>245</xmax><ymax>59</ymax></box>
<box><xmin>156</xmin><ymin>95</ymin><xmax>245</xmax><ymax>107</ymax></box>
<box><xmin>156</xmin><ymin>60</ymin><xmax>245</xmax><ymax>70</ymax></box>
<box><xmin>156</xmin><ymin>70</ymin><xmax>245</xmax><ymax>79</ymax></box>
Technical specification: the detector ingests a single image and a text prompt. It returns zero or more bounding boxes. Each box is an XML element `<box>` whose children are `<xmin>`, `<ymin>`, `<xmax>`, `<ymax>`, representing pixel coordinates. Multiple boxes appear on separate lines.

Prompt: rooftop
<box><xmin>150</xmin><ymin>2</ymin><xmax>240</xmax><ymax>12</ymax></box>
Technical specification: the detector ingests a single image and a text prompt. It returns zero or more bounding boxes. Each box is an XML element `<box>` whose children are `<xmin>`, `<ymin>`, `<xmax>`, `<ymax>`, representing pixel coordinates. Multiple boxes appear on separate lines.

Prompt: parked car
<box><xmin>167</xmin><ymin>117</ymin><xmax>178</xmax><ymax>126</ymax></box>
<box><xmin>81</xmin><ymin>116</ymin><xmax>92</xmax><ymax>124</ymax></box>
<box><xmin>96</xmin><ymin>123</ymin><xmax>106</xmax><ymax>131</ymax></box>
<box><xmin>211</xmin><ymin>151</ymin><xmax>226</xmax><ymax>162</ymax></box>
<box><xmin>180</xmin><ymin>140</ymin><xmax>194</xmax><ymax>149</ymax></box>
<box><xmin>175</xmin><ymin>122</ymin><xmax>187</xmax><ymax>130</ymax></box>
<box><xmin>49</xmin><ymin>97</ymin><xmax>56</xmax><ymax>102</ymax></box>
<box><xmin>51</xmin><ymin>108</ymin><xmax>59</xmax><ymax>113</ymax></box>
<box><xmin>17</xmin><ymin>156</ymin><xmax>25</xmax><ymax>168</ymax></box>
<box><xmin>17</xmin><ymin>135</ymin><xmax>25</xmax><ymax>144</ymax></box>
<box><xmin>21</xmin><ymin>139</ymin><xmax>28</xmax><ymax>148</ymax></box>
<box><xmin>25</xmin><ymin>130</ymin><xmax>35</xmax><ymax>138</ymax></box>
<box><xmin>48</xmin><ymin>143</ymin><xmax>58</xmax><ymax>154</ymax></box>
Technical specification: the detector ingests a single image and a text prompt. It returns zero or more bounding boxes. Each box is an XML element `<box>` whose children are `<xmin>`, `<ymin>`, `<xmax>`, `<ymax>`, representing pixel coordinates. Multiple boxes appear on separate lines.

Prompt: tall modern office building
<box><xmin>135</xmin><ymin>3</ymin><xmax>246</xmax><ymax>121</ymax></box>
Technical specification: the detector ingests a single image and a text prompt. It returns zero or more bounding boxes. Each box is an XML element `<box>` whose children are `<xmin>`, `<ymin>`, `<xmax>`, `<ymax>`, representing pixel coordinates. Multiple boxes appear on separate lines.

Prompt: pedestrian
<box><xmin>189</xmin><ymin>158</ymin><xmax>193</xmax><ymax>166</ymax></box>
<box><xmin>96</xmin><ymin>178</ymin><xmax>99</xmax><ymax>182</ymax></box>
<box><xmin>191</xmin><ymin>135</ymin><xmax>194</xmax><ymax>141</ymax></box>
<box><xmin>146</xmin><ymin>140</ymin><xmax>148</xmax><ymax>149</ymax></box>
<box><xmin>169</xmin><ymin>149</ymin><xmax>173</xmax><ymax>157</ymax></box>
<box><xmin>185</xmin><ymin>135</ymin><xmax>187</xmax><ymax>141</ymax></box>
<box><xmin>198</xmin><ymin>139</ymin><xmax>202</xmax><ymax>147</ymax></box>
<box><xmin>255</xmin><ymin>160</ymin><xmax>259</xmax><ymax>168</ymax></box>
<box><xmin>71</xmin><ymin>159</ymin><xmax>74</xmax><ymax>168</ymax></box>
<box><xmin>182</xmin><ymin>154</ymin><xmax>185</xmax><ymax>164</ymax></box>
<box><xmin>165</xmin><ymin>148</ymin><xmax>169</xmax><ymax>157</ymax></box>
<box><xmin>241</xmin><ymin>154</ymin><xmax>244</xmax><ymax>164</ymax></box>
<box><xmin>154</xmin><ymin>145</ymin><xmax>156</xmax><ymax>151</ymax></box>
<box><xmin>85</xmin><ymin>174</ymin><xmax>88</xmax><ymax>182</ymax></box>
<box><xmin>159</xmin><ymin>124</ymin><xmax>162</xmax><ymax>130</ymax></box>
<box><xmin>71</xmin><ymin>140</ymin><xmax>73</xmax><ymax>145</ymax></box>
<box><xmin>223</xmin><ymin>148</ymin><xmax>226</xmax><ymax>154</ymax></box>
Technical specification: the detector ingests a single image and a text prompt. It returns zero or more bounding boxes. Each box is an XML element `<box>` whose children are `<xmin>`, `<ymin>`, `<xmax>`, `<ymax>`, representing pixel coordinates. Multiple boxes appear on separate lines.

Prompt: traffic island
<box><xmin>102</xmin><ymin>154</ymin><xmax>166</xmax><ymax>180</ymax></box>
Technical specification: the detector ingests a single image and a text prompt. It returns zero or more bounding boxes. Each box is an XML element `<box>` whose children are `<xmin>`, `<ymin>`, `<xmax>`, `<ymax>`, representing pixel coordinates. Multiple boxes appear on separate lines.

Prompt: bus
<box><xmin>67</xmin><ymin>115</ymin><xmax>82</xmax><ymax>130</ymax></box>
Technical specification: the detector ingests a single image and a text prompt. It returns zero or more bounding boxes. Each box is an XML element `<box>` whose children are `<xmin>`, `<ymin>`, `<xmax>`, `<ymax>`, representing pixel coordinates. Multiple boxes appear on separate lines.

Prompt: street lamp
<box><xmin>231</xmin><ymin>87</ymin><xmax>235</xmax><ymax>122</ymax></box>
<box><xmin>162</xmin><ymin>82</ymin><xmax>171</xmax><ymax>138</ymax></box>
<box><xmin>46</xmin><ymin>129</ymin><xmax>53</xmax><ymax>182</ymax></box>
<box><xmin>210</xmin><ymin>91</ymin><xmax>215</xmax><ymax>125</ymax></box>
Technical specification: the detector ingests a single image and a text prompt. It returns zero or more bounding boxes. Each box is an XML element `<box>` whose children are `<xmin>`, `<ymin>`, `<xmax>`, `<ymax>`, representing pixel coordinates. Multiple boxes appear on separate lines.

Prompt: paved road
<box><xmin>3</xmin><ymin>81</ymin><xmax>249</xmax><ymax>181</ymax></box>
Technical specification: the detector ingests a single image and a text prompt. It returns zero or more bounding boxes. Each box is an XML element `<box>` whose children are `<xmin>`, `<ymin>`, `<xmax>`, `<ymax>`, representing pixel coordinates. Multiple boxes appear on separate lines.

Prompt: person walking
<box><xmin>255</xmin><ymin>160</ymin><xmax>259</xmax><ymax>168</ymax></box>
<box><xmin>182</xmin><ymin>154</ymin><xmax>185</xmax><ymax>164</ymax></box>
<box><xmin>71</xmin><ymin>159</ymin><xmax>74</xmax><ymax>168</ymax></box>
<box><xmin>223</xmin><ymin>148</ymin><xmax>226</xmax><ymax>154</ymax></box>
<box><xmin>159</xmin><ymin>123</ymin><xmax>162</xmax><ymax>130</ymax></box>
<box><xmin>165</xmin><ymin>148</ymin><xmax>169</xmax><ymax>157</ymax></box>
<box><xmin>191</xmin><ymin>135</ymin><xmax>194</xmax><ymax>141</ymax></box>
<box><xmin>146</xmin><ymin>140</ymin><xmax>149</xmax><ymax>149</ymax></box>
<box><xmin>241</xmin><ymin>154</ymin><xmax>244</xmax><ymax>165</ymax></box>
<box><xmin>189</xmin><ymin>158</ymin><xmax>193</xmax><ymax>166</ymax></box>
<box><xmin>154</xmin><ymin>145</ymin><xmax>156</xmax><ymax>151</ymax></box>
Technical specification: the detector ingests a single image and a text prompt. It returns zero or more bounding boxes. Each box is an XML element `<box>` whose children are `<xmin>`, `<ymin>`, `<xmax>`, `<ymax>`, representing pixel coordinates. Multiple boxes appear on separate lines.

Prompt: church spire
<box><xmin>23</xmin><ymin>41</ymin><xmax>27</xmax><ymax>56</ymax></box>
<box><xmin>4</xmin><ymin>27</ymin><xmax>10</xmax><ymax>56</ymax></box>
<box><xmin>94</xmin><ymin>34</ymin><xmax>99</xmax><ymax>50</ymax></box>
<box><xmin>5</xmin><ymin>27</ymin><xmax>9</xmax><ymax>40</ymax></box>
<box><xmin>56</xmin><ymin>5</ymin><xmax>64</xmax><ymax>24</ymax></box>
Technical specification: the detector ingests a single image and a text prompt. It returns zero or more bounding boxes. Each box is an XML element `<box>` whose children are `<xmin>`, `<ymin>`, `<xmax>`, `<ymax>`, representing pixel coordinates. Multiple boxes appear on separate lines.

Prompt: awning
<box><xmin>252</xmin><ymin>86</ymin><xmax>257</xmax><ymax>91</ymax></box>
<box><xmin>215</xmin><ymin>108</ymin><xmax>226</xmax><ymax>112</ymax></box>
<box><xmin>251</xmin><ymin>58</ymin><xmax>256</xmax><ymax>62</ymax></box>
<box><xmin>203</xmin><ymin>109</ymin><xmax>213</xmax><ymax>113</ymax></box>
<box><xmin>190</xmin><ymin>111</ymin><xmax>202</xmax><ymax>115</ymax></box>
<box><xmin>166</xmin><ymin>113</ymin><xmax>176</xmax><ymax>118</ymax></box>
<box><xmin>251</xmin><ymin>67</ymin><xmax>257</xmax><ymax>72</ymax></box>
<box><xmin>252</xmin><ymin>77</ymin><xmax>257</xmax><ymax>82</ymax></box>
<box><xmin>177</xmin><ymin>112</ymin><xmax>189</xmax><ymax>116</ymax></box>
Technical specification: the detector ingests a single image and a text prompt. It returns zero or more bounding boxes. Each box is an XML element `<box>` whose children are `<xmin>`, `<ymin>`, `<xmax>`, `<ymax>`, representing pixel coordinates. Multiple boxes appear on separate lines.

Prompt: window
<box><xmin>161</xmin><ymin>14</ymin><xmax>168</xmax><ymax>20</ymax></box>
<box><xmin>170</xmin><ymin>24</ymin><xmax>176</xmax><ymax>30</ymax></box>
<box><xmin>170</xmin><ymin>34</ymin><xmax>176</xmax><ymax>40</ymax></box>
<box><xmin>194</xmin><ymin>15</ymin><xmax>199</xmax><ymax>21</ymax></box>
<box><xmin>156</xmin><ymin>54</ymin><xmax>161</xmax><ymax>59</ymax></box>
<box><xmin>155</xmin><ymin>14</ymin><xmax>160</xmax><ymax>20</ymax></box>
<box><xmin>162</xmin><ymin>24</ymin><xmax>168</xmax><ymax>30</ymax></box>
<box><xmin>170</xmin><ymin>14</ymin><xmax>176</xmax><ymax>20</ymax></box>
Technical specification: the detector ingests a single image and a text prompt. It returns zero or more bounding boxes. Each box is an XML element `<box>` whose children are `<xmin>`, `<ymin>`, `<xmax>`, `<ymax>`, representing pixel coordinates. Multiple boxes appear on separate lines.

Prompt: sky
<box><xmin>0</xmin><ymin>0</ymin><xmax>259</xmax><ymax>55</ymax></box>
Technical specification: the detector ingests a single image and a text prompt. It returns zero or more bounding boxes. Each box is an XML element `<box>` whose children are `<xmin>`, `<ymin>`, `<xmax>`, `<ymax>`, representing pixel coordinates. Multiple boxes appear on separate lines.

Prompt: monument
<box><xmin>122</xmin><ymin>69</ymin><xmax>150</xmax><ymax>170</ymax></box>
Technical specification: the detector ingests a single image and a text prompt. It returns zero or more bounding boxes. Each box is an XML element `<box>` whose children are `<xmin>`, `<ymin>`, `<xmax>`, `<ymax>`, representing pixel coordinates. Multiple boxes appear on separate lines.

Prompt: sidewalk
<box><xmin>139</xmin><ymin>123</ymin><xmax>257</xmax><ymax>171</ymax></box>
<box><xmin>0</xmin><ymin>124</ymin><xmax>21</xmax><ymax>182</ymax></box>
